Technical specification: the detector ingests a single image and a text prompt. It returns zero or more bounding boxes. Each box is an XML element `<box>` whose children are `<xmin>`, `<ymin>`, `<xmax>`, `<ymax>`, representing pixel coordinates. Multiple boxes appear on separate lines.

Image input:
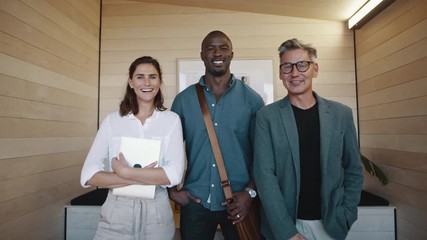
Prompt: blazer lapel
<box><xmin>316</xmin><ymin>94</ymin><xmax>333</xmax><ymax>174</ymax></box>
<box><xmin>279</xmin><ymin>97</ymin><xmax>300</xmax><ymax>177</ymax></box>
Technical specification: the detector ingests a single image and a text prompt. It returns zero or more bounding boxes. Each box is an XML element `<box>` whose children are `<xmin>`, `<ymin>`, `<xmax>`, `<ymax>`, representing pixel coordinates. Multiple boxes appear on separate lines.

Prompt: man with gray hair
<box><xmin>253</xmin><ymin>38</ymin><xmax>363</xmax><ymax>240</ymax></box>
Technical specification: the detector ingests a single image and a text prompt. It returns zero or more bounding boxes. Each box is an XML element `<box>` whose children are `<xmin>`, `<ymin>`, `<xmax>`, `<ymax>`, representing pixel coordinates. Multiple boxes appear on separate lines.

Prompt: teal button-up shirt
<box><xmin>171</xmin><ymin>75</ymin><xmax>264</xmax><ymax>210</ymax></box>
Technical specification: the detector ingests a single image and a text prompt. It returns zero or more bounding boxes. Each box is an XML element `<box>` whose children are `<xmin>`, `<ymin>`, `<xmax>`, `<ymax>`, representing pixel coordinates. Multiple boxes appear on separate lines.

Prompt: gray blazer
<box><xmin>253</xmin><ymin>93</ymin><xmax>363</xmax><ymax>240</ymax></box>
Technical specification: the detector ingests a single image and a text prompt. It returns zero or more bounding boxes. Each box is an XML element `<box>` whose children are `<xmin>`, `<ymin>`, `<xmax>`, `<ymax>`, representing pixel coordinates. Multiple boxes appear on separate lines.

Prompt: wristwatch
<box><xmin>245</xmin><ymin>187</ymin><xmax>257</xmax><ymax>198</ymax></box>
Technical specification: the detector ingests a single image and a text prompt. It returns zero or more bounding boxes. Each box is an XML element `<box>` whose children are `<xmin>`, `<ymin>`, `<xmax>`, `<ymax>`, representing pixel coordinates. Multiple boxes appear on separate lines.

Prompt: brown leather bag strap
<box><xmin>195</xmin><ymin>83</ymin><xmax>234</xmax><ymax>201</ymax></box>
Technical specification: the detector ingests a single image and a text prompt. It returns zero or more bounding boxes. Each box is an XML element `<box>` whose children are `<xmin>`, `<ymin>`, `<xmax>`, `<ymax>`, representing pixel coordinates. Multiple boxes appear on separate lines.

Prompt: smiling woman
<box><xmin>80</xmin><ymin>56</ymin><xmax>185</xmax><ymax>240</ymax></box>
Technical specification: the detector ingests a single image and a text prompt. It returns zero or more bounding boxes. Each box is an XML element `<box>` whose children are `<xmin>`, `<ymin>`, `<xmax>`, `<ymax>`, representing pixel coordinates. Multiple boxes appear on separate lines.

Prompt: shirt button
<box><xmin>212</xmin><ymin>164</ymin><xmax>216</xmax><ymax>167</ymax></box>
<box><xmin>211</xmin><ymin>184</ymin><xmax>215</xmax><ymax>187</ymax></box>
<box><xmin>214</xmin><ymin>123</ymin><xmax>218</xmax><ymax>126</ymax></box>
<box><xmin>211</xmin><ymin>103</ymin><xmax>215</xmax><ymax>107</ymax></box>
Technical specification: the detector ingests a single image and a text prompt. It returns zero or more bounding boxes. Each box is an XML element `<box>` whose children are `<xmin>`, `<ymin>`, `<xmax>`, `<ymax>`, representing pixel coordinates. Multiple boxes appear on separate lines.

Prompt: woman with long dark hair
<box><xmin>81</xmin><ymin>56</ymin><xmax>184</xmax><ymax>240</ymax></box>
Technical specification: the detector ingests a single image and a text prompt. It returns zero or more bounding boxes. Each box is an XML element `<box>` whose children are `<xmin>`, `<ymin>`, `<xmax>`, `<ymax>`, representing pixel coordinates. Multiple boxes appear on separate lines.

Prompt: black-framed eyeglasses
<box><xmin>280</xmin><ymin>61</ymin><xmax>313</xmax><ymax>74</ymax></box>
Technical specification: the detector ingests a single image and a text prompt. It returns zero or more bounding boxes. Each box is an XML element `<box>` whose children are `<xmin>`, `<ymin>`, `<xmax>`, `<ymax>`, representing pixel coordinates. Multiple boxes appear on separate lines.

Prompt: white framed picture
<box><xmin>177</xmin><ymin>59</ymin><xmax>274</xmax><ymax>104</ymax></box>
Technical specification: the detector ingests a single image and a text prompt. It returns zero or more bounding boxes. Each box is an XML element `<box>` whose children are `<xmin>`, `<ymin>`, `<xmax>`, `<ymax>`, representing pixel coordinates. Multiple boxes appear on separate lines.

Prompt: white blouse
<box><xmin>80</xmin><ymin>110</ymin><xmax>185</xmax><ymax>188</ymax></box>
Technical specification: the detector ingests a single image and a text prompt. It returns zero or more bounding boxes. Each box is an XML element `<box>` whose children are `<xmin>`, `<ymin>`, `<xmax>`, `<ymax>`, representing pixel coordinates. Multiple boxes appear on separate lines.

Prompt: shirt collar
<box><xmin>126</xmin><ymin>109</ymin><xmax>159</xmax><ymax>120</ymax></box>
<box><xmin>199</xmin><ymin>74</ymin><xmax>237</xmax><ymax>88</ymax></box>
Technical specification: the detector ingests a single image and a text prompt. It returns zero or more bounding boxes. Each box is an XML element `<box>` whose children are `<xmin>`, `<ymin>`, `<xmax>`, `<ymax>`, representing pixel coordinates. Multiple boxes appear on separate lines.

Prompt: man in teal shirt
<box><xmin>169</xmin><ymin>30</ymin><xmax>264</xmax><ymax>240</ymax></box>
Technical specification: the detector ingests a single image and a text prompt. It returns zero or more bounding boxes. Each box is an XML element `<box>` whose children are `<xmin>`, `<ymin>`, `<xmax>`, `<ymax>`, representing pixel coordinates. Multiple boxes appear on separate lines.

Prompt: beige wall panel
<box><xmin>0</xmin><ymin>185</ymin><xmax>71</xmax><ymax>224</ymax></box>
<box><xmin>0</xmin><ymin>75</ymin><xmax>97</xmax><ymax>110</ymax></box>
<box><xmin>29</xmin><ymin>215</ymin><xmax>64</xmax><ymax>240</ymax></box>
<box><xmin>0</xmin><ymin>0</ymin><xmax>99</xmax><ymax>239</ymax></box>
<box><xmin>101</xmin><ymin>86</ymin><xmax>126</xmax><ymax>99</ymax></box>
<box><xmin>357</xmin><ymin>18</ymin><xmax>427</xmax><ymax>67</ymax></box>
<box><xmin>102</xmin><ymin>22</ymin><xmax>348</xmax><ymax>40</ymax></box>
<box><xmin>102</xmin><ymin>2</ymin><xmax>227</xmax><ymax>16</ymax></box>
<box><xmin>311</xmin><ymin>84</ymin><xmax>356</xmax><ymax>98</ymax></box>
<box><xmin>314</xmin><ymin>72</ymin><xmax>355</xmax><ymax>84</ymax></box>
<box><xmin>100</xmin><ymin>75</ymin><xmax>129</xmax><ymax>87</ymax></box>
<box><xmin>395</xmin><ymin>201</ymin><xmax>427</xmax><ymax>231</ymax></box>
<box><xmin>356</xmin><ymin>0</ymin><xmax>426</xmax><ymax>53</ymax></box>
<box><xmin>67</xmin><ymin>0</ymin><xmax>100</xmax><ymax>24</ymax></box>
<box><xmin>363</xmin><ymin>178</ymin><xmax>427</xmax><ymax>213</ymax></box>
<box><xmin>0</xmin><ymin>203</ymin><xmax>64</xmax><ymax>239</ymax></box>
<box><xmin>0</xmin><ymin>96</ymin><xmax>97</xmax><ymax>123</ymax></box>
<box><xmin>102</xmin><ymin>49</ymin><xmax>201</xmax><ymax>63</ymax></box>
<box><xmin>364</xmin><ymin>174</ymin><xmax>427</xmax><ymax>240</ymax></box>
<box><xmin>358</xmin><ymin>38</ymin><xmax>427</xmax><ymax>81</ymax></box>
<box><xmin>0</xmin><ymin>185</ymin><xmax>89</xmax><ymax>239</ymax></box>
<box><xmin>0</xmin><ymin>151</ymin><xmax>88</xmax><ymax>181</ymax></box>
<box><xmin>21</xmin><ymin>0</ymin><xmax>100</xmax><ymax>48</ymax></box>
<box><xmin>0</xmin><ymin>117</ymin><xmax>96</xmax><ymax>138</ymax></box>
<box><xmin>360</xmin><ymin>134</ymin><xmax>427</xmax><ymax>153</ymax></box>
<box><xmin>101</xmin><ymin>37</ymin><xmax>208</xmax><ymax>51</ymax></box>
<box><xmin>397</xmin><ymin>217</ymin><xmax>427</xmax><ymax>240</ymax></box>
<box><xmin>0</xmin><ymin>137</ymin><xmax>93</xmax><ymax>159</ymax></box>
<box><xmin>379</xmin><ymin>165</ymin><xmax>427</xmax><ymax>191</ymax></box>
<box><xmin>0</xmin><ymin>7</ymin><xmax>97</xmax><ymax>70</ymax></box>
<box><xmin>45</xmin><ymin>0</ymin><xmax>100</xmax><ymax>38</ymax></box>
<box><xmin>359</xmin><ymin>96</ymin><xmax>427</xmax><ymax>120</ymax></box>
<box><xmin>0</xmin><ymin>6</ymin><xmax>98</xmax><ymax>65</ymax></box>
<box><xmin>0</xmin><ymin>32</ymin><xmax>97</xmax><ymax>85</ymax></box>
<box><xmin>325</xmin><ymin>97</ymin><xmax>358</xmax><ymax>109</ymax></box>
<box><xmin>101</xmin><ymin>62</ymin><xmax>134</xmax><ymax>74</ymax></box>
<box><xmin>360</xmin><ymin>116</ymin><xmax>427</xmax><ymax>135</ymax></box>
<box><xmin>359</xmin><ymin>77</ymin><xmax>427</xmax><ymax>108</ymax></box>
<box><xmin>358</xmin><ymin>57</ymin><xmax>427</xmax><ymax>94</ymax></box>
<box><xmin>100</xmin><ymin>99</ymin><xmax>121</xmax><ymax>110</ymax></box>
<box><xmin>0</xmin><ymin>53</ymin><xmax>97</xmax><ymax>97</ymax></box>
<box><xmin>102</xmin><ymin>12</ymin><xmax>321</xmax><ymax>28</ymax></box>
<box><xmin>0</xmin><ymin>166</ymin><xmax>82</xmax><ymax>203</ymax></box>
<box><xmin>320</xmin><ymin>47</ymin><xmax>355</xmax><ymax>60</ymax></box>
<box><xmin>361</xmin><ymin>147</ymin><xmax>427</xmax><ymax>172</ymax></box>
<box><xmin>317</xmin><ymin>59</ymin><xmax>355</xmax><ymax>72</ymax></box>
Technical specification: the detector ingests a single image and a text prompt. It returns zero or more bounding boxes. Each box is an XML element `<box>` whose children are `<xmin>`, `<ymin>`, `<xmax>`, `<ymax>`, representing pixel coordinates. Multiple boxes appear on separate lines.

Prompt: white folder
<box><xmin>112</xmin><ymin>137</ymin><xmax>161</xmax><ymax>199</ymax></box>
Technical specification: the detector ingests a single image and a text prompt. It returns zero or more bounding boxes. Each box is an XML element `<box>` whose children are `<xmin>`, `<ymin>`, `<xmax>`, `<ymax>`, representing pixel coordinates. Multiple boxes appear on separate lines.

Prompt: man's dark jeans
<box><xmin>180</xmin><ymin>201</ymin><xmax>239</xmax><ymax>240</ymax></box>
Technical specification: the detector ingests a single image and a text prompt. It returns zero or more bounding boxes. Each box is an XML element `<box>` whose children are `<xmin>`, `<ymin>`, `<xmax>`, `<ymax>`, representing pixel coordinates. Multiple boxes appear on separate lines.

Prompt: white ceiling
<box><xmin>135</xmin><ymin>0</ymin><xmax>368</xmax><ymax>22</ymax></box>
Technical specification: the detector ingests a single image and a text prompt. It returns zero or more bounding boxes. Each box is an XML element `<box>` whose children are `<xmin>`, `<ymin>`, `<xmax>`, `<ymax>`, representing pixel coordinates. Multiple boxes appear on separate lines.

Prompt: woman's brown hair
<box><xmin>119</xmin><ymin>56</ymin><xmax>166</xmax><ymax>116</ymax></box>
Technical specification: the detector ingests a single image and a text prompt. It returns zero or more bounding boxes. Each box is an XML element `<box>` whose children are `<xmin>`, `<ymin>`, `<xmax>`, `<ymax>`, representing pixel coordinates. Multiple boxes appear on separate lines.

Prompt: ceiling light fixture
<box><xmin>348</xmin><ymin>0</ymin><xmax>395</xmax><ymax>29</ymax></box>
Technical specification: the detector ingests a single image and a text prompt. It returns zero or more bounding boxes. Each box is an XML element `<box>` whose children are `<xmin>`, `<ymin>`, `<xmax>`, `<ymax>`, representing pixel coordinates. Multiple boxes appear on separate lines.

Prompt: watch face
<box><xmin>249</xmin><ymin>189</ymin><xmax>257</xmax><ymax>198</ymax></box>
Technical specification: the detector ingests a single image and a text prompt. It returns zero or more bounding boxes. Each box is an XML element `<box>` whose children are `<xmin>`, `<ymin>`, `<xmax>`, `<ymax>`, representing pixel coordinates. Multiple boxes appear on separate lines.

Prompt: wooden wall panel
<box><xmin>0</xmin><ymin>184</ymin><xmax>85</xmax><ymax>240</ymax></box>
<box><xmin>358</xmin><ymin>57</ymin><xmax>427</xmax><ymax>94</ymax></box>
<box><xmin>0</xmin><ymin>151</ymin><xmax>87</xmax><ymax>181</ymax></box>
<box><xmin>0</xmin><ymin>53</ymin><xmax>97</xmax><ymax>97</ymax></box>
<box><xmin>359</xmin><ymin>116</ymin><xmax>427</xmax><ymax>135</ymax></box>
<box><xmin>356</xmin><ymin>0</ymin><xmax>426</xmax><ymax>54</ymax></box>
<box><xmin>0</xmin><ymin>10</ymin><xmax>98</xmax><ymax>76</ymax></box>
<box><xmin>358</xmin><ymin>38</ymin><xmax>427</xmax><ymax>81</ymax></box>
<box><xmin>0</xmin><ymin>0</ymin><xmax>100</xmax><ymax>239</ymax></box>
<box><xmin>356</xmin><ymin>0</ymin><xmax>427</xmax><ymax>239</ymax></box>
<box><xmin>359</xmin><ymin>97</ymin><xmax>427</xmax><ymax>120</ymax></box>
<box><xmin>0</xmin><ymin>166</ymin><xmax>82</xmax><ymax>203</ymax></box>
<box><xmin>362</xmin><ymin>147</ymin><xmax>427</xmax><ymax>172</ymax></box>
<box><xmin>359</xmin><ymin>77</ymin><xmax>427</xmax><ymax>108</ymax></box>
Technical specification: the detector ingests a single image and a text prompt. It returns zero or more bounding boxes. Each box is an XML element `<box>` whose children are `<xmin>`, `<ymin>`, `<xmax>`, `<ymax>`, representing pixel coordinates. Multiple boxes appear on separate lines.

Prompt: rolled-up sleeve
<box><xmin>80</xmin><ymin>116</ymin><xmax>110</xmax><ymax>188</ymax></box>
<box><xmin>160</xmin><ymin>114</ymin><xmax>185</xmax><ymax>187</ymax></box>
